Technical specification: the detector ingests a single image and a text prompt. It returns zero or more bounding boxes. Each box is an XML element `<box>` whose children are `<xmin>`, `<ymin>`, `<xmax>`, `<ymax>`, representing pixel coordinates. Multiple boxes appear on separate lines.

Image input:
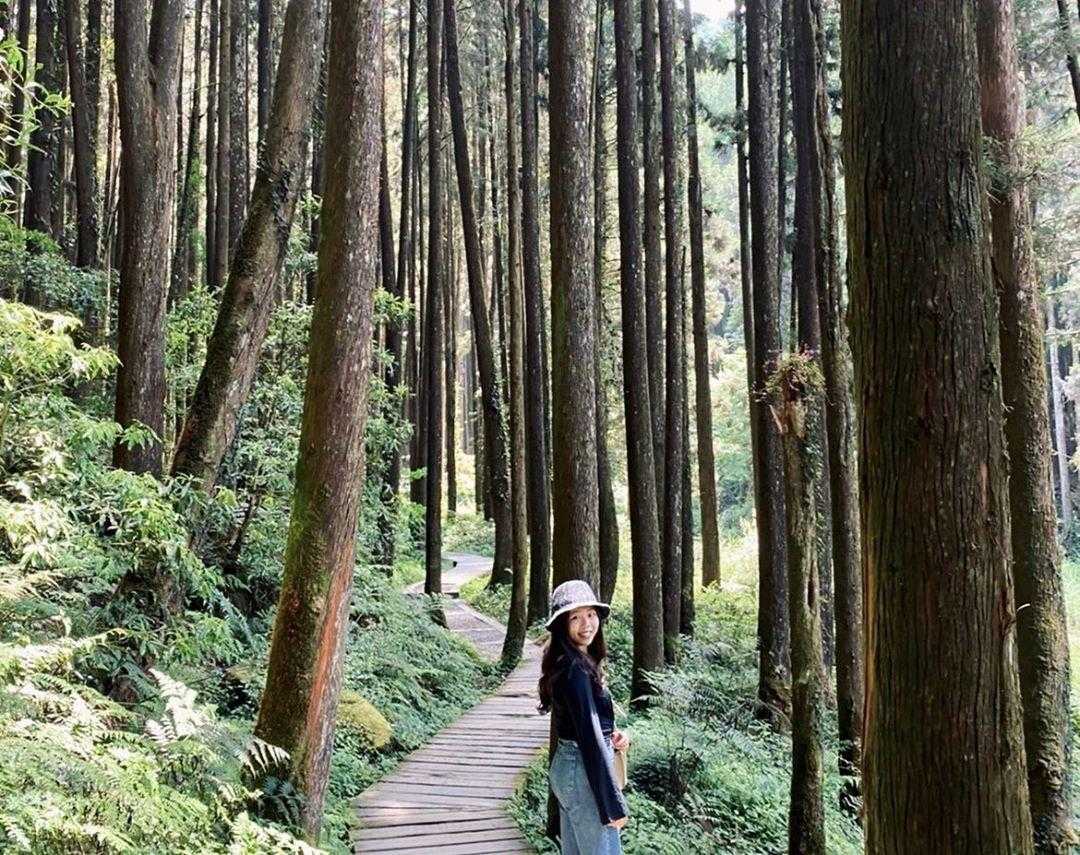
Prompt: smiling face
<box><xmin>566</xmin><ymin>606</ymin><xmax>601</xmax><ymax>653</ymax></box>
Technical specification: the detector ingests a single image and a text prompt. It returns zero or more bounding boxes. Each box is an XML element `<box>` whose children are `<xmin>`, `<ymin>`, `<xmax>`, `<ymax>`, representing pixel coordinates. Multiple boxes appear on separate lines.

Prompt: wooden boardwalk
<box><xmin>350</xmin><ymin>554</ymin><xmax>546</xmax><ymax>854</ymax></box>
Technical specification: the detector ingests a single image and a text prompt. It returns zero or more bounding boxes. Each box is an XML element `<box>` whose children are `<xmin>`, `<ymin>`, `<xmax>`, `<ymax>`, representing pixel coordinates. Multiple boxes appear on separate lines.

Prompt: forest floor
<box><xmin>350</xmin><ymin>553</ymin><xmax>546</xmax><ymax>854</ymax></box>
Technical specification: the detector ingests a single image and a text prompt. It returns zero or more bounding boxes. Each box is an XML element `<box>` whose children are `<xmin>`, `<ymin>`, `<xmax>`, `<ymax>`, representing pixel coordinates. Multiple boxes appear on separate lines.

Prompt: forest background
<box><xmin>0</xmin><ymin>0</ymin><xmax>1078</xmax><ymax>852</ymax></box>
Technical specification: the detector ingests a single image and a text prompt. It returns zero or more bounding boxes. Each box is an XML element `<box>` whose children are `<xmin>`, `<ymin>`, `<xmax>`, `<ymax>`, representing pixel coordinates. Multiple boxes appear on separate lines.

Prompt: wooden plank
<box><xmin>354</xmin><ymin>827</ymin><xmax>532</xmax><ymax>853</ymax></box>
<box><xmin>353</xmin><ymin>808</ymin><xmax>508</xmax><ymax>828</ymax></box>
<box><xmin>351</xmin><ymin>816</ymin><xmax>520</xmax><ymax>841</ymax></box>
<box><xmin>356</xmin><ymin>838</ymin><xmax>534</xmax><ymax>855</ymax></box>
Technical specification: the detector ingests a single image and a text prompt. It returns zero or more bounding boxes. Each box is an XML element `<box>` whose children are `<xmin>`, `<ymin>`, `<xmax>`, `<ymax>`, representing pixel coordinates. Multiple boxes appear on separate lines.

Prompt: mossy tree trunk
<box><xmin>747</xmin><ymin>0</ymin><xmax>790</xmax><ymax>723</ymax></box>
<box><xmin>774</xmin><ymin>357</ymin><xmax>826</xmax><ymax>855</ymax></box>
<box><xmin>978</xmin><ymin>0</ymin><xmax>1073</xmax><ymax>847</ymax></box>
<box><xmin>252</xmin><ymin>0</ymin><xmax>382</xmax><ymax>836</ymax></box>
<box><xmin>172</xmin><ymin>0</ymin><xmax>327</xmax><ymax>490</ymax></box>
<box><xmin>613</xmin><ymin>0</ymin><xmax>665</xmax><ymax>704</ymax></box>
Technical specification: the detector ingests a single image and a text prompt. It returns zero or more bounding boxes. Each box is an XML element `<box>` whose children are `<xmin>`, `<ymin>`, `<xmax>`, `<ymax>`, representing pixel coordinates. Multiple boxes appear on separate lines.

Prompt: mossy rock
<box><xmin>337</xmin><ymin>691</ymin><xmax>392</xmax><ymax>750</ymax></box>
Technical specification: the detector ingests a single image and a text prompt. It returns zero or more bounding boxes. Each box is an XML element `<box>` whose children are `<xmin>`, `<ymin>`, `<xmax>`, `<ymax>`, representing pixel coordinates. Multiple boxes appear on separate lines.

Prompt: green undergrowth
<box><xmin>0</xmin><ymin>231</ymin><xmax>498</xmax><ymax>853</ymax></box>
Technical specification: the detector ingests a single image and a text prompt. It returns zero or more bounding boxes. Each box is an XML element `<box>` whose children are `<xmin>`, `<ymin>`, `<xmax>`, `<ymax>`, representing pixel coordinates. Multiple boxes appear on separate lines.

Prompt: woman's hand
<box><xmin>607</xmin><ymin>816</ymin><xmax>628</xmax><ymax>830</ymax></box>
<box><xmin>611</xmin><ymin>730</ymin><xmax>630</xmax><ymax>752</ymax></box>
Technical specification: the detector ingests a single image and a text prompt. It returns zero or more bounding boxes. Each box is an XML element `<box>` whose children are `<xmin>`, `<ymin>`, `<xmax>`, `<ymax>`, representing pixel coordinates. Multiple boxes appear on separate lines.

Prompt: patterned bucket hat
<box><xmin>545</xmin><ymin>580</ymin><xmax>611</xmax><ymax>630</ymax></box>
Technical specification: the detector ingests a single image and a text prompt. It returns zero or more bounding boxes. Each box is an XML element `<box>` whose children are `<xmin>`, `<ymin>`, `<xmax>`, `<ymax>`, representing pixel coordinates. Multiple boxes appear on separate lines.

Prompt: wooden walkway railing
<box><xmin>350</xmin><ymin>554</ymin><xmax>546</xmax><ymax>854</ymax></box>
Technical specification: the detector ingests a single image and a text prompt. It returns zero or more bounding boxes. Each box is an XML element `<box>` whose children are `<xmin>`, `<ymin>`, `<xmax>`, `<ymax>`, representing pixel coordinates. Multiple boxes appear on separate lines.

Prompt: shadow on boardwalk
<box><xmin>350</xmin><ymin>553</ymin><xmax>546</xmax><ymax>854</ymax></box>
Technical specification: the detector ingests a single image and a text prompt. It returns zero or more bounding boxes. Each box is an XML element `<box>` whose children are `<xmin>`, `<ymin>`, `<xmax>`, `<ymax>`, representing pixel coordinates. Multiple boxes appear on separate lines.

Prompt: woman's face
<box><xmin>566</xmin><ymin>606</ymin><xmax>600</xmax><ymax>651</ymax></box>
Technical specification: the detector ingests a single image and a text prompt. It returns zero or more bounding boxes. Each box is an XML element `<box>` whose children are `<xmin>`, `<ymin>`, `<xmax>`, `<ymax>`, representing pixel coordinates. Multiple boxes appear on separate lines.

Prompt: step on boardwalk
<box><xmin>350</xmin><ymin>554</ymin><xmax>547</xmax><ymax>854</ymax></box>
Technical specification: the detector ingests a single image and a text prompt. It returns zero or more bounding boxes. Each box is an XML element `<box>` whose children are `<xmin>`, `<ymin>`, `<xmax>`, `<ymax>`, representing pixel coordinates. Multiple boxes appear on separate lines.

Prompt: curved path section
<box><xmin>350</xmin><ymin>553</ymin><xmax>545</xmax><ymax>854</ymax></box>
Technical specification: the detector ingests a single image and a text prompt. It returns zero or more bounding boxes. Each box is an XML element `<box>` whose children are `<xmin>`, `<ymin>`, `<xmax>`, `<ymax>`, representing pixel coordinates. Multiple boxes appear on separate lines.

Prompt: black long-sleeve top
<box><xmin>553</xmin><ymin>658</ymin><xmax>628</xmax><ymax>824</ymax></box>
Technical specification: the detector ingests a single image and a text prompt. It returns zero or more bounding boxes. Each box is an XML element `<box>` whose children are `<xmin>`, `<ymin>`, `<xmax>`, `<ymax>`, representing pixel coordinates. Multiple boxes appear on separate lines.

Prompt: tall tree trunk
<box><xmin>1056</xmin><ymin>0</ymin><xmax>1080</xmax><ymax>120</ymax></box>
<box><xmin>502</xmin><ymin>0</ymin><xmax>528</xmax><ymax>668</ymax></box>
<box><xmin>213</xmin><ymin>0</ymin><xmax>231</xmax><ymax>290</ymax></box>
<box><xmin>592</xmin><ymin>0</ymin><xmax>619</xmax><ymax>605</ymax></box>
<box><xmin>680</xmin><ymin>259</ymin><xmax>695</xmax><ymax>636</ymax></box>
<box><xmin>613</xmin><ymin>0</ymin><xmax>664</xmax><ymax>705</ymax></box>
<box><xmin>228</xmin><ymin>0</ymin><xmax>246</xmax><ymax>256</ymax></box>
<box><xmin>206</xmin><ymin>0</ymin><xmax>219</xmax><ymax>290</ymax></box>
<box><xmin>682</xmin><ymin>0</ymin><xmax>720</xmax><ymax>588</ymax></box>
<box><xmin>520</xmin><ymin>0</ymin><xmax>551</xmax><ymax>623</ymax></box>
<box><xmin>443</xmin><ymin>0</ymin><xmax>514</xmax><ymax>588</ymax></box>
<box><xmin>62</xmin><ymin>0</ymin><xmax>99</xmax><ymax>268</ymax></box>
<box><xmin>978</xmin><ymin>1</ymin><xmax>1073</xmax><ymax>847</ymax></box>
<box><xmin>171</xmin><ymin>0</ymin><xmax>205</xmax><ymax>302</ymax></box>
<box><xmin>253</xmin><ymin>0</ymin><xmax>382</xmax><ymax>835</ymax></box>
<box><xmin>5</xmin><ymin>0</ymin><xmax>32</xmax><ymax>175</ymax></box>
<box><xmin>1049</xmin><ymin>301</ymin><xmax>1072</xmax><ymax>535</ymax></box>
<box><xmin>642</xmin><ymin>0</ymin><xmax>665</xmax><ymax>528</ymax></box>
<box><xmin>172</xmin><ymin>0</ymin><xmax>327</xmax><ymax>489</ymax></box>
<box><xmin>257</xmin><ymin>0</ymin><xmax>271</xmax><ymax>143</ymax></box>
<box><xmin>24</xmin><ymin>0</ymin><xmax>61</xmax><ymax>244</ymax></box>
<box><xmin>113</xmin><ymin>0</ymin><xmax>183</xmax><ymax>477</ymax></box>
<box><xmin>444</xmin><ymin>182</ymin><xmax>457</xmax><ymax>516</ymax></box>
<box><xmin>794</xmin><ymin>0</ymin><xmax>863</xmax><ymax>804</ymax></box>
<box><xmin>86</xmin><ymin>0</ymin><xmax>100</xmax><ymax>178</ymax></box>
<box><xmin>658</xmin><ymin>0</ymin><xmax>683</xmax><ymax>661</ymax></box>
<box><xmin>378</xmin><ymin>0</ymin><xmax>421</xmax><ymax>566</ymax></box>
<box><xmin>735</xmin><ymin>1</ymin><xmax>765</xmax><ymax>610</ymax></box>
<box><xmin>775</xmin><ymin>357</ymin><xmax>826</xmax><ymax>855</ymax></box>
<box><xmin>549</xmin><ymin>0</ymin><xmax>598</xmax><ymax>592</ymax></box>
<box><xmin>747</xmin><ymin>0</ymin><xmax>790</xmax><ymax>722</ymax></box>
<box><xmin>307</xmin><ymin>22</ymin><xmax>329</xmax><ymax>303</ymax></box>
<box><xmin>422</xmin><ymin>0</ymin><xmax>444</xmax><ymax>595</ymax></box>
<box><xmin>843</xmin><ymin>0</ymin><xmax>1035</xmax><ymax>849</ymax></box>
<box><xmin>790</xmin><ymin>0</ymin><xmax>833</xmax><ymax>679</ymax></box>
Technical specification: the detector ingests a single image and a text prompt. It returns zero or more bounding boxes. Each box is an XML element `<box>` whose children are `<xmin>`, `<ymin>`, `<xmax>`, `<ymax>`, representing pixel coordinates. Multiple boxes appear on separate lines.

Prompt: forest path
<box><xmin>349</xmin><ymin>553</ymin><xmax>545</xmax><ymax>854</ymax></box>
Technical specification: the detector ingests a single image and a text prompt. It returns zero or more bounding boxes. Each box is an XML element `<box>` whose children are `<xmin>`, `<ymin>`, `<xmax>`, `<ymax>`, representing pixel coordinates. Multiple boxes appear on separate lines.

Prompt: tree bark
<box><xmin>257</xmin><ymin>0</ymin><xmax>271</xmax><ymax>143</ymax></box>
<box><xmin>680</xmin><ymin>260</ymin><xmax>694</xmax><ymax>636</ymax></box>
<box><xmin>682</xmin><ymin>0</ymin><xmax>719</xmax><ymax>588</ymax></box>
<box><xmin>520</xmin><ymin>0</ymin><xmax>551</xmax><ymax>623</ymax></box>
<box><xmin>747</xmin><ymin>0</ymin><xmax>790</xmax><ymax>721</ymax></box>
<box><xmin>24</xmin><ymin>0</ymin><xmax>61</xmax><ymax>244</ymax></box>
<box><xmin>422</xmin><ymin>0</ymin><xmax>444</xmax><ymax>595</ymax></box>
<box><xmin>61</xmin><ymin>0</ymin><xmax>99</xmax><ymax>268</ymax></box>
<box><xmin>172</xmin><ymin>0</ymin><xmax>327</xmax><ymax>490</ymax></box>
<box><xmin>642</xmin><ymin>0</ymin><xmax>665</xmax><ymax>527</ymax></box>
<box><xmin>1048</xmin><ymin>302</ymin><xmax>1072</xmax><ymax>535</ymax></box>
<box><xmin>444</xmin><ymin>179</ymin><xmax>457</xmax><ymax>516</ymax></box>
<box><xmin>843</xmin><ymin>0</ymin><xmax>1035</xmax><ymax>849</ymax></box>
<box><xmin>253</xmin><ymin>0</ymin><xmax>382</xmax><ymax>835</ymax></box>
<box><xmin>658</xmin><ymin>0</ymin><xmax>683</xmax><ymax>661</ymax></box>
<box><xmin>502</xmin><ymin>0</ymin><xmax>528</xmax><ymax>668</ymax></box>
<box><xmin>592</xmin><ymin>0</ymin><xmax>619</xmax><ymax>605</ymax></box>
<box><xmin>378</xmin><ymin>0</ymin><xmax>421</xmax><ymax>567</ymax></box>
<box><xmin>307</xmin><ymin>22</ymin><xmax>329</xmax><ymax>303</ymax></box>
<box><xmin>171</xmin><ymin>0</ymin><xmax>205</xmax><ymax>302</ymax></box>
<box><xmin>775</xmin><ymin>357</ymin><xmax>826</xmax><ymax>855</ymax></box>
<box><xmin>978</xmin><ymin>1</ymin><xmax>1073</xmax><ymax>847</ymax></box>
<box><xmin>213</xmin><ymin>0</ymin><xmax>231</xmax><ymax>290</ymax></box>
<box><xmin>1056</xmin><ymin>0</ymin><xmax>1080</xmax><ymax>121</ymax></box>
<box><xmin>112</xmin><ymin>0</ymin><xmax>183</xmax><ymax>477</ymax></box>
<box><xmin>793</xmin><ymin>0</ymin><xmax>863</xmax><ymax>802</ymax></box>
<box><xmin>549</xmin><ymin>0</ymin><xmax>598</xmax><ymax>592</ymax></box>
<box><xmin>206</xmin><ymin>0</ymin><xmax>219</xmax><ymax>290</ymax></box>
<box><xmin>443</xmin><ymin>0</ymin><xmax>514</xmax><ymax>588</ymax></box>
<box><xmin>228</xmin><ymin>0</ymin><xmax>246</xmax><ymax>255</ymax></box>
<box><xmin>614</xmin><ymin>0</ymin><xmax>664</xmax><ymax>704</ymax></box>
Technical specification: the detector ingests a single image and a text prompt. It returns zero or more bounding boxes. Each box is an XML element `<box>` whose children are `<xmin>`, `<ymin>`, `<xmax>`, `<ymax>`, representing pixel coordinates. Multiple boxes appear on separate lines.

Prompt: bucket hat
<box><xmin>545</xmin><ymin>579</ymin><xmax>611</xmax><ymax>630</ymax></box>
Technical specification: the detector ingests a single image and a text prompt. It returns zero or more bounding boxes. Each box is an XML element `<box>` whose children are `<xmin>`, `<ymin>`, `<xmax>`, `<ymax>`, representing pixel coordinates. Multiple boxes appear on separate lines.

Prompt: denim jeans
<box><xmin>549</xmin><ymin>738</ymin><xmax>624</xmax><ymax>855</ymax></box>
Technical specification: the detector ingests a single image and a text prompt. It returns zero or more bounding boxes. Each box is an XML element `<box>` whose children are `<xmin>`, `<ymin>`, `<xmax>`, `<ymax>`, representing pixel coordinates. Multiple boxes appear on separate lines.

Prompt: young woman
<box><xmin>538</xmin><ymin>580</ymin><xmax>630</xmax><ymax>854</ymax></box>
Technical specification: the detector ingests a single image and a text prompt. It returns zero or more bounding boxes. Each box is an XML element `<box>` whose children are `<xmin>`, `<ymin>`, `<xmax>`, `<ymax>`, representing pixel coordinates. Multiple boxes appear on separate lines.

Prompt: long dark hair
<box><xmin>537</xmin><ymin>611</ymin><xmax>608</xmax><ymax>713</ymax></box>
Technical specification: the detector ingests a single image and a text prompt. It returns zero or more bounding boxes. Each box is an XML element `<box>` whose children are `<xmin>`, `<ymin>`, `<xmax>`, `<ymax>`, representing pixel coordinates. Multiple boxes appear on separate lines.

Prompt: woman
<box><xmin>538</xmin><ymin>580</ymin><xmax>630</xmax><ymax>854</ymax></box>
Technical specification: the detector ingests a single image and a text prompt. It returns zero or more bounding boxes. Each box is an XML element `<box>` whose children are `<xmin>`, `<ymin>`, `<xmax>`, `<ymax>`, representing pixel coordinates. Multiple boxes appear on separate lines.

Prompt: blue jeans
<box><xmin>549</xmin><ymin>738</ymin><xmax>624</xmax><ymax>855</ymax></box>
